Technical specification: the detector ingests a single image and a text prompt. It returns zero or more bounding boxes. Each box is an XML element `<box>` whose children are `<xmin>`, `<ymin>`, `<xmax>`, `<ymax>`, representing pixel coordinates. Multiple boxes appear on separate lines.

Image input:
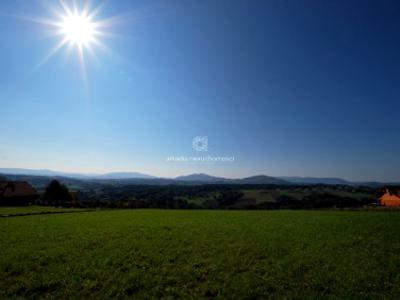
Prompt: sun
<box><xmin>31</xmin><ymin>0</ymin><xmax>119</xmax><ymax>75</ymax></box>
<box><xmin>38</xmin><ymin>1</ymin><xmax>111</xmax><ymax>64</ymax></box>
<box><xmin>61</xmin><ymin>12</ymin><xmax>96</xmax><ymax>47</ymax></box>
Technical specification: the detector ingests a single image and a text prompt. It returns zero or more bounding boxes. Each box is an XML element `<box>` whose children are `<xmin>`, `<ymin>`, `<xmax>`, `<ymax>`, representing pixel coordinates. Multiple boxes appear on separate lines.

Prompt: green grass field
<box><xmin>1</xmin><ymin>209</ymin><xmax>400</xmax><ymax>299</ymax></box>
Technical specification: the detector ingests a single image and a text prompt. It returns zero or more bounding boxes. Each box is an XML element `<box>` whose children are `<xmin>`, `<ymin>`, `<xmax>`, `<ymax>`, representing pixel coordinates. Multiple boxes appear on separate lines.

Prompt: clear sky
<box><xmin>0</xmin><ymin>0</ymin><xmax>399</xmax><ymax>181</ymax></box>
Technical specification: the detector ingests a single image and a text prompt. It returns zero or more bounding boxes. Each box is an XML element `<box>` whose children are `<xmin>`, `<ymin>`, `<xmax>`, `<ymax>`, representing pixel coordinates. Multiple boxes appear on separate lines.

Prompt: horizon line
<box><xmin>0</xmin><ymin>167</ymin><xmax>398</xmax><ymax>183</ymax></box>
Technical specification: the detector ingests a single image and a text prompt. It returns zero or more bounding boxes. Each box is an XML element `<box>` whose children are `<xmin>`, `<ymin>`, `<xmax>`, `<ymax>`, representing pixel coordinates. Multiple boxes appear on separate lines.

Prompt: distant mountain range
<box><xmin>0</xmin><ymin>168</ymin><xmax>397</xmax><ymax>186</ymax></box>
<box><xmin>174</xmin><ymin>173</ymin><xmax>290</xmax><ymax>185</ymax></box>
<box><xmin>277</xmin><ymin>176</ymin><xmax>353</xmax><ymax>185</ymax></box>
<box><xmin>96</xmin><ymin>172</ymin><xmax>155</xmax><ymax>180</ymax></box>
<box><xmin>175</xmin><ymin>173</ymin><xmax>227</xmax><ymax>182</ymax></box>
<box><xmin>0</xmin><ymin>168</ymin><xmax>154</xmax><ymax>180</ymax></box>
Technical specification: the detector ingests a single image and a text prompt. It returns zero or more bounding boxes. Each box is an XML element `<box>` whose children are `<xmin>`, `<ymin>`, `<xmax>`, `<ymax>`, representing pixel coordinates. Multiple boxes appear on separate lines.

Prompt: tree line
<box><xmin>38</xmin><ymin>180</ymin><xmax>377</xmax><ymax>209</ymax></box>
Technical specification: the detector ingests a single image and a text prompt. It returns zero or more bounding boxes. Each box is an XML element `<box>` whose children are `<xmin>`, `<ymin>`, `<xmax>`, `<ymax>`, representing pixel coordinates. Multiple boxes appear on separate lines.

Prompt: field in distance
<box><xmin>1</xmin><ymin>209</ymin><xmax>400</xmax><ymax>298</ymax></box>
<box><xmin>0</xmin><ymin>206</ymin><xmax>85</xmax><ymax>216</ymax></box>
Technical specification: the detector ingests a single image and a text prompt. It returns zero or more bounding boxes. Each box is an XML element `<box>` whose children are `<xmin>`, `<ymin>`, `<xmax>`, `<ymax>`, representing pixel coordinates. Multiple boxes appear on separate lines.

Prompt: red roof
<box><xmin>0</xmin><ymin>181</ymin><xmax>38</xmax><ymax>198</ymax></box>
<box><xmin>379</xmin><ymin>187</ymin><xmax>400</xmax><ymax>207</ymax></box>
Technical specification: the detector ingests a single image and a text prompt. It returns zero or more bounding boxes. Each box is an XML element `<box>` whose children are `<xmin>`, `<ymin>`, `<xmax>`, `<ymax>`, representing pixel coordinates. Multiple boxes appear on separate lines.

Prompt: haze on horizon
<box><xmin>0</xmin><ymin>0</ymin><xmax>399</xmax><ymax>182</ymax></box>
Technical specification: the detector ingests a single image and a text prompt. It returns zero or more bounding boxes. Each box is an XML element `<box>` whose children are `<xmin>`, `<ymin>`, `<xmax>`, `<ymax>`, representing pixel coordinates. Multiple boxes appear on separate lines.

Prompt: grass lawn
<box><xmin>1</xmin><ymin>209</ymin><xmax>400</xmax><ymax>299</ymax></box>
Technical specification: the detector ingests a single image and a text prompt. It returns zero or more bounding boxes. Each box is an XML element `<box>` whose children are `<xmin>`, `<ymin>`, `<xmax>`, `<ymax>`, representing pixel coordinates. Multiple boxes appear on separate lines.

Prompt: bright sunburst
<box><xmin>52</xmin><ymin>1</ymin><xmax>105</xmax><ymax>56</ymax></box>
<box><xmin>61</xmin><ymin>12</ymin><xmax>96</xmax><ymax>47</ymax></box>
<box><xmin>34</xmin><ymin>1</ymin><xmax>114</xmax><ymax>71</ymax></box>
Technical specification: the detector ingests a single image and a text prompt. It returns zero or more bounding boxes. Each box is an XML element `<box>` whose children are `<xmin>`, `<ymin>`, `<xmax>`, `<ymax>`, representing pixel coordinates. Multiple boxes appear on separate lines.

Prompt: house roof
<box><xmin>379</xmin><ymin>186</ymin><xmax>400</xmax><ymax>206</ymax></box>
<box><xmin>0</xmin><ymin>181</ymin><xmax>38</xmax><ymax>198</ymax></box>
<box><xmin>382</xmin><ymin>186</ymin><xmax>400</xmax><ymax>197</ymax></box>
<box><xmin>378</xmin><ymin>186</ymin><xmax>400</xmax><ymax>196</ymax></box>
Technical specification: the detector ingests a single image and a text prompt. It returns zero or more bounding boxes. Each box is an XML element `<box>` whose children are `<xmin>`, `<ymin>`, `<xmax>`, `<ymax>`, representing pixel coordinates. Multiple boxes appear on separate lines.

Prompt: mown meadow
<box><xmin>1</xmin><ymin>209</ymin><xmax>400</xmax><ymax>299</ymax></box>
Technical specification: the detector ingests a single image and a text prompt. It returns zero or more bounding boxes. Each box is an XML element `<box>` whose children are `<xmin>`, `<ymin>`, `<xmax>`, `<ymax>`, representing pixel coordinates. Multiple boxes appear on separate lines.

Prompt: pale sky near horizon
<box><xmin>0</xmin><ymin>0</ymin><xmax>399</xmax><ymax>181</ymax></box>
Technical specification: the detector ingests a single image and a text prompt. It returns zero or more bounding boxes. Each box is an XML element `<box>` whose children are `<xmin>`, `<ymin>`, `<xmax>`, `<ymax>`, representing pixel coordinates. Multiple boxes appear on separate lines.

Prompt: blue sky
<box><xmin>0</xmin><ymin>0</ymin><xmax>399</xmax><ymax>181</ymax></box>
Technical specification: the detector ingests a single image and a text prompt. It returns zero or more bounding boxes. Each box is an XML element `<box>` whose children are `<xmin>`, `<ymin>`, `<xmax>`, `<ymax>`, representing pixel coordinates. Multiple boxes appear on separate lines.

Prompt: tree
<box><xmin>43</xmin><ymin>180</ymin><xmax>75</xmax><ymax>207</ymax></box>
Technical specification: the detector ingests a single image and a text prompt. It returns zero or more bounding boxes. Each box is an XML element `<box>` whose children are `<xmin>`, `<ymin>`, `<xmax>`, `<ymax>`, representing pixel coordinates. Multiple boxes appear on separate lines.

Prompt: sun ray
<box><xmin>87</xmin><ymin>1</ymin><xmax>107</xmax><ymax>20</ymax></box>
<box><xmin>33</xmin><ymin>37</ymin><xmax>69</xmax><ymax>72</ymax></box>
<box><xmin>58</xmin><ymin>0</ymin><xmax>72</xmax><ymax>16</ymax></box>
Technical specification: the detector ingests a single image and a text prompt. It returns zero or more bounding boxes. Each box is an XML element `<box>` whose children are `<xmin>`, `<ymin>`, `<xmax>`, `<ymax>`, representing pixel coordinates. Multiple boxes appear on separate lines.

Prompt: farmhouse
<box><xmin>0</xmin><ymin>181</ymin><xmax>38</xmax><ymax>206</ymax></box>
<box><xmin>379</xmin><ymin>186</ymin><xmax>400</xmax><ymax>207</ymax></box>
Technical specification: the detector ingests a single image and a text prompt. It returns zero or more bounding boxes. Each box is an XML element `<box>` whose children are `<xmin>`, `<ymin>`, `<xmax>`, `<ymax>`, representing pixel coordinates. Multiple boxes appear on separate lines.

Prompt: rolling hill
<box><xmin>0</xmin><ymin>168</ymin><xmax>395</xmax><ymax>187</ymax></box>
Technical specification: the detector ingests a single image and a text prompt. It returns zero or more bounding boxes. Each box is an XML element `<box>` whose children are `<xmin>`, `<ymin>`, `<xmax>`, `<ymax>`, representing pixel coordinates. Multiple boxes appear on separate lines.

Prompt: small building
<box><xmin>379</xmin><ymin>186</ymin><xmax>400</xmax><ymax>207</ymax></box>
<box><xmin>0</xmin><ymin>181</ymin><xmax>38</xmax><ymax>206</ymax></box>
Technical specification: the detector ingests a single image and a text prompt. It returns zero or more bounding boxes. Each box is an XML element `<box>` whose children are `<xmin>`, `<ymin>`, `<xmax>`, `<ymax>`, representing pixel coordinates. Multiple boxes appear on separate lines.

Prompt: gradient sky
<box><xmin>0</xmin><ymin>0</ymin><xmax>399</xmax><ymax>181</ymax></box>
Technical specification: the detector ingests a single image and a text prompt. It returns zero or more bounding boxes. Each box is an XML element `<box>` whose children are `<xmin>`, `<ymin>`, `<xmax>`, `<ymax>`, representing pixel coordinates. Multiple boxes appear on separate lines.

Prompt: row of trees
<box><xmin>38</xmin><ymin>180</ymin><xmax>377</xmax><ymax>209</ymax></box>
